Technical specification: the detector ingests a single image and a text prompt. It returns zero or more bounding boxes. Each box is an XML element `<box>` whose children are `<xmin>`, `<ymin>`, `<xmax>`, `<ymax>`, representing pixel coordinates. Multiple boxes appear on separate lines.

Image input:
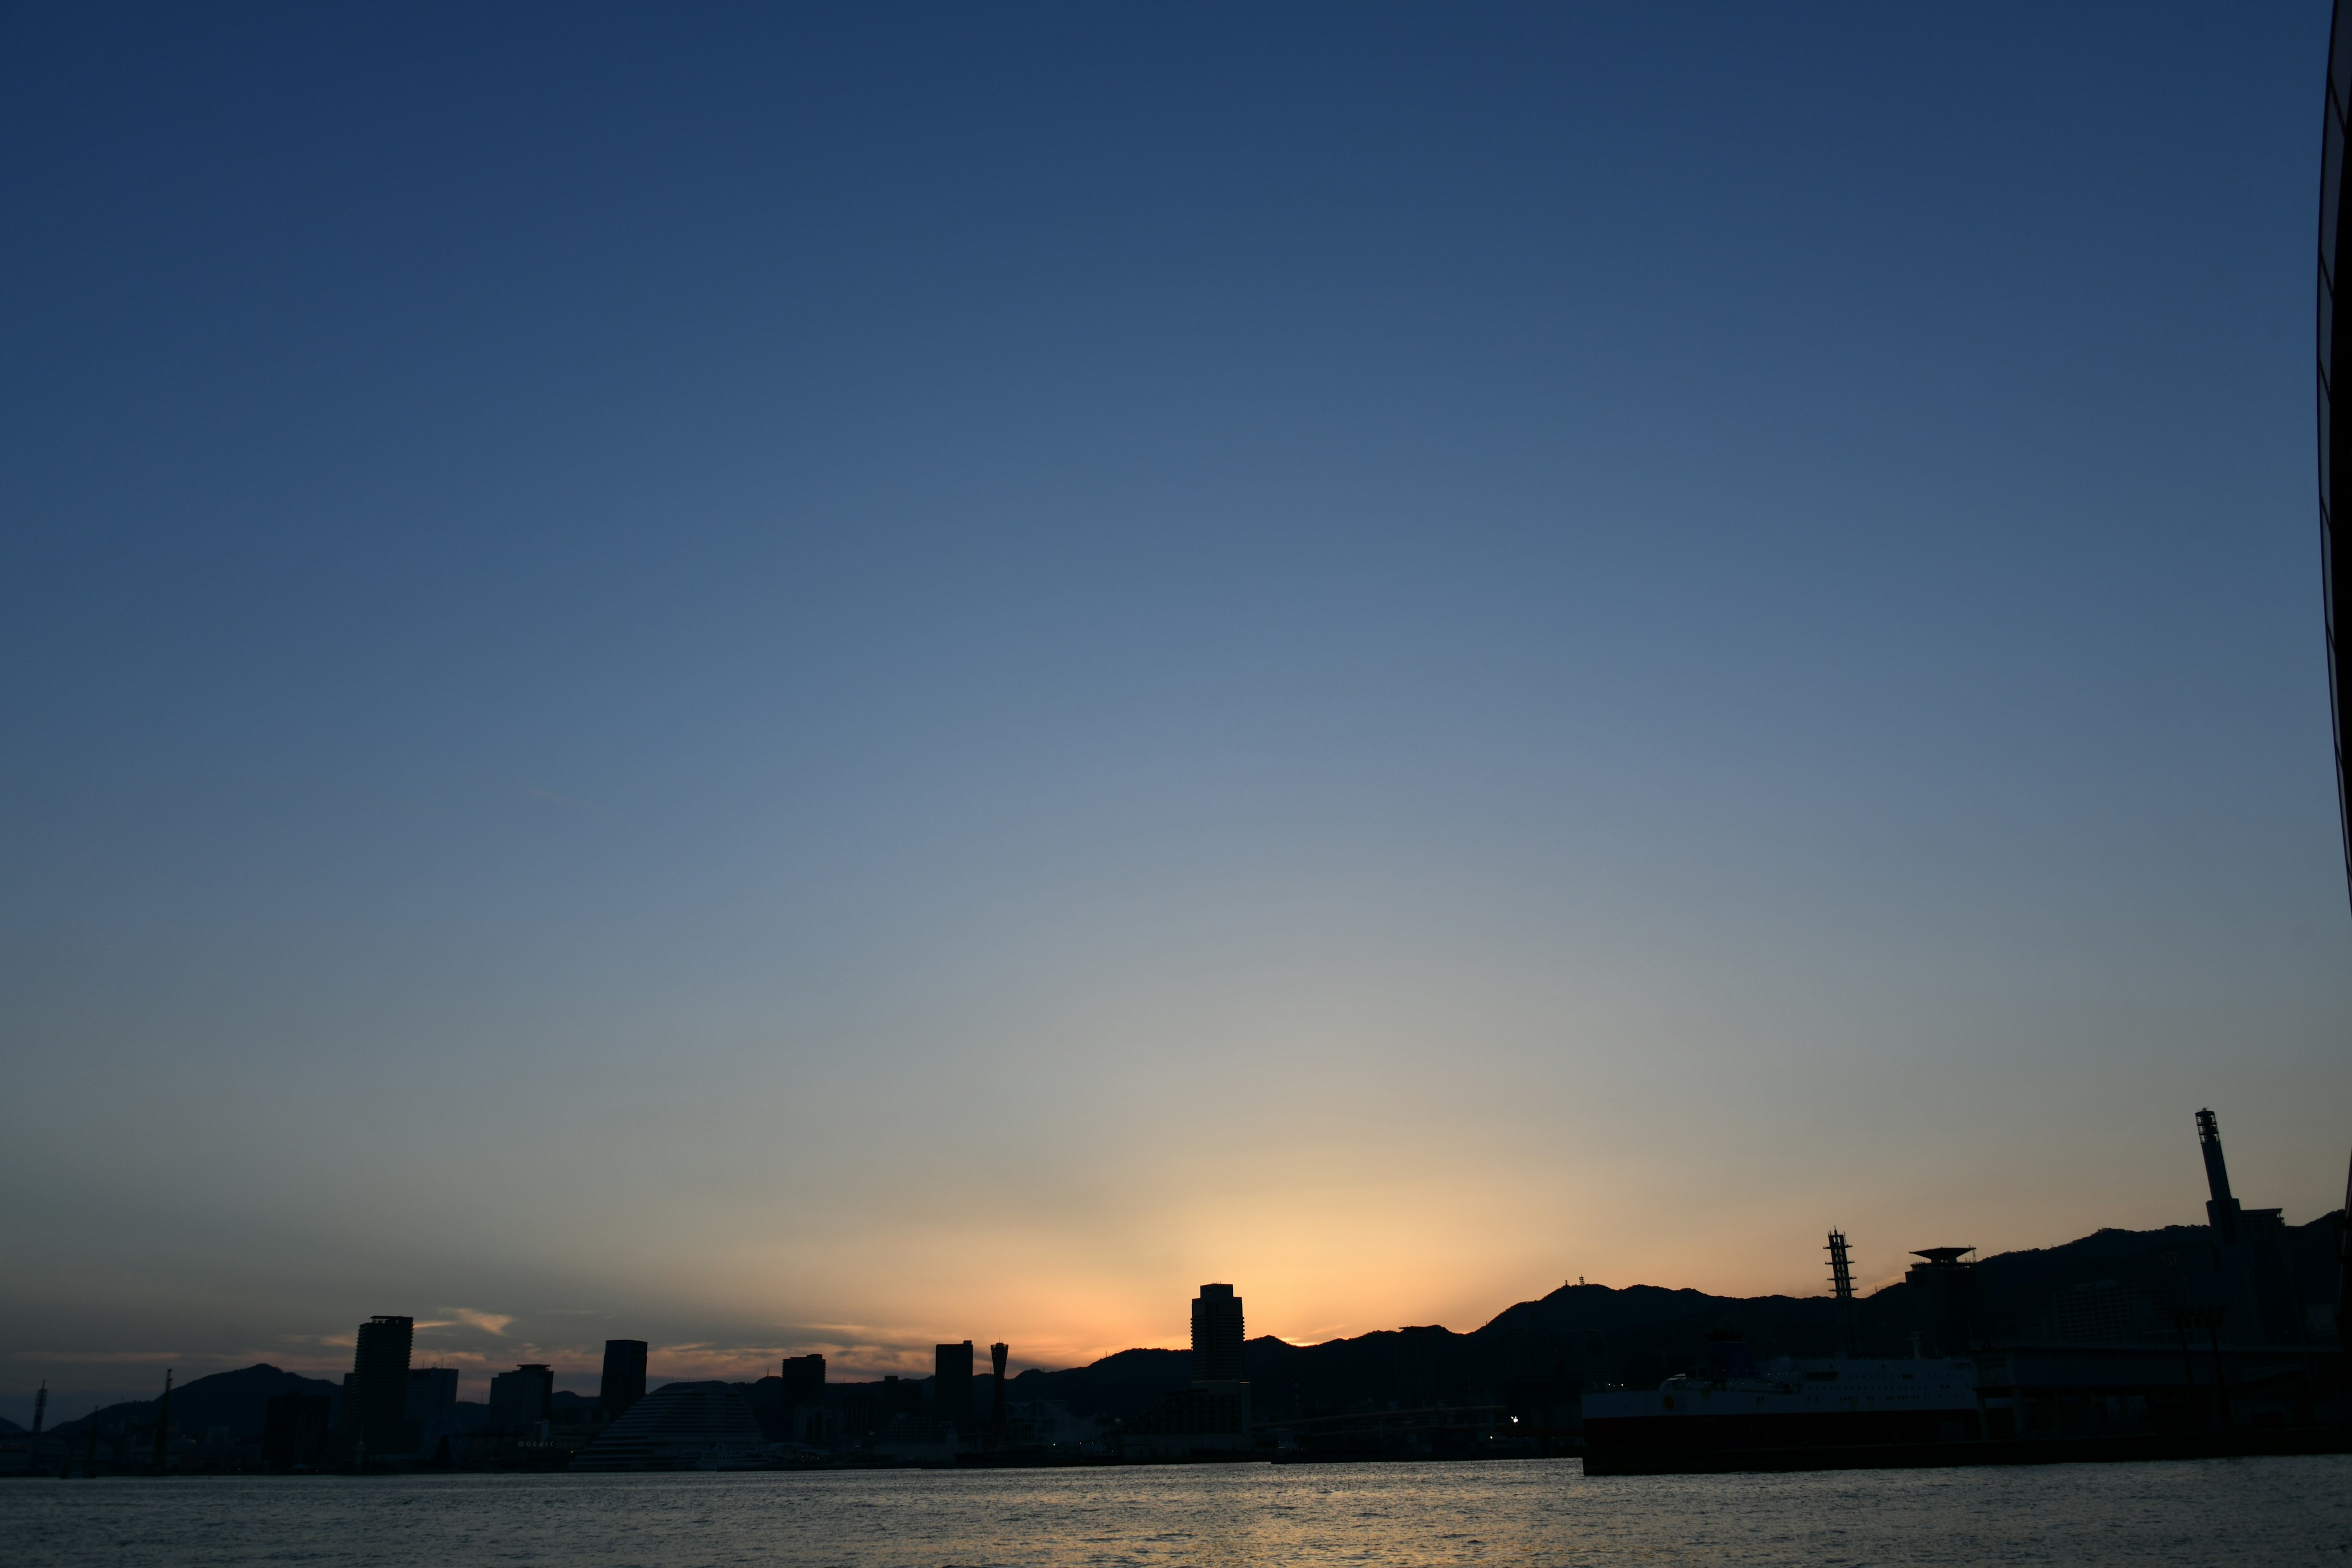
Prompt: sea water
<box><xmin>3</xmin><ymin>1456</ymin><xmax>2347</xmax><ymax>1566</ymax></box>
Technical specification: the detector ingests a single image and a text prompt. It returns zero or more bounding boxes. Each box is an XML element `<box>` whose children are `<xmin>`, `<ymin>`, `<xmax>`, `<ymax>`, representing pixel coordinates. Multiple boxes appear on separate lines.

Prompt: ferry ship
<box><xmin>1580</xmin><ymin>1348</ymin><xmax>1982</xmax><ymax>1474</ymax></box>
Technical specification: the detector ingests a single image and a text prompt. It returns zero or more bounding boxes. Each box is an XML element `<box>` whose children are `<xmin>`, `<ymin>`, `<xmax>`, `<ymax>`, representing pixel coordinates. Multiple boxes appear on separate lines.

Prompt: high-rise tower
<box><xmin>489</xmin><ymin>1364</ymin><xmax>554</xmax><ymax>1431</ymax></box>
<box><xmin>780</xmin><ymin>1353</ymin><xmax>826</xmax><ymax>1410</ymax></box>
<box><xmin>1191</xmin><ymin>1284</ymin><xmax>1245</xmax><ymax>1382</ymax></box>
<box><xmin>600</xmin><ymin>1340</ymin><xmax>649</xmax><ymax>1421</ymax></box>
<box><xmin>347</xmin><ymin>1316</ymin><xmax>415</xmax><ymax>1458</ymax></box>
<box><xmin>1123</xmin><ymin>1283</ymin><xmax>1253</xmax><ymax>1452</ymax></box>
<box><xmin>934</xmin><ymin>1341</ymin><xmax>974</xmax><ymax>1434</ymax></box>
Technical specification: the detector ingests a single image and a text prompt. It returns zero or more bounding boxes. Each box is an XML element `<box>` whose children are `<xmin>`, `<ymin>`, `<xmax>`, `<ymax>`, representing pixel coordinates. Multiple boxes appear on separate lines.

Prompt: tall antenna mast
<box><xmin>1826</xmin><ymin>1231</ymin><xmax>1860</xmax><ymax>1357</ymax></box>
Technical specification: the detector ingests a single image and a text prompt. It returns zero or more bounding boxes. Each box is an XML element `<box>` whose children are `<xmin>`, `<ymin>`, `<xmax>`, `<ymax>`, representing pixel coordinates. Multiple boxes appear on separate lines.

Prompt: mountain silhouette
<box><xmin>1008</xmin><ymin>1215</ymin><xmax>2345</xmax><ymax>1423</ymax></box>
<box><xmin>33</xmin><ymin>1216</ymin><xmax>2342</xmax><ymax>1441</ymax></box>
<box><xmin>50</xmin><ymin>1363</ymin><xmax>339</xmax><ymax>1442</ymax></box>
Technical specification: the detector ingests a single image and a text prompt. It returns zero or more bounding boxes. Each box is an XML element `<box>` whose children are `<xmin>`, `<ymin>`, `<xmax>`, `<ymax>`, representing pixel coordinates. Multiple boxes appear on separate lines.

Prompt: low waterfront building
<box><xmin>1975</xmin><ymin>1342</ymin><xmax>2339</xmax><ymax>1438</ymax></box>
<box><xmin>1121</xmin><ymin>1384</ymin><xmax>1252</xmax><ymax>1458</ymax></box>
<box><xmin>262</xmin><ymin>1393</ymin><xmax>335</xmax><ymax>1469</ymax></box>
<box><xmin>570</xmin><ymin>1382</ymin><xmax>767</xmax><ymax>1471</ymax></box>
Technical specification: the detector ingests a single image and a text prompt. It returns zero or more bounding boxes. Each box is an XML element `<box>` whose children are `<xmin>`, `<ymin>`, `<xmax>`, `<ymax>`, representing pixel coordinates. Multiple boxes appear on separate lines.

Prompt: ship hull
<box><xmin>1583</xmin><ymin>1408</ymin><xmax>1978</xmax><ymax>1454</ymax></box>
<box><xmin>1581</xmin><ymin>1426</ymin><xmax>2352</xmax><ymax>1476</ymax></box>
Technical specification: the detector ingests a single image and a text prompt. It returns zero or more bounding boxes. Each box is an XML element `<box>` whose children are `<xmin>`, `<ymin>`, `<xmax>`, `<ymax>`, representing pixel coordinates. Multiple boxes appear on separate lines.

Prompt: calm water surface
<box><xmin>4</xmin><ymin>1457</ymin><xmax>2348</xmax><ymax>1567</ymax></box>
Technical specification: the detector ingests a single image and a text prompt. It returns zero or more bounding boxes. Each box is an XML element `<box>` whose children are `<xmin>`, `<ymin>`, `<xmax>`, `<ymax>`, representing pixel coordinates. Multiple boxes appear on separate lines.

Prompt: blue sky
<box><xmin>4</xmin><ymin>2</ymin><xmax>2347</xmax><ymax>1416</ymax></box>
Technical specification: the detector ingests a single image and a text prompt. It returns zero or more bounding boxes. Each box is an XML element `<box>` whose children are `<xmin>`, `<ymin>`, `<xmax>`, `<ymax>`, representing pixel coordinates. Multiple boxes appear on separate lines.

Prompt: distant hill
<box><xmin>1006</xmin><ymin>1213</ymin><xmax>2348</xmax><ymax>1424</ymax></box>
<box><xmin>1477</xmin><ymin>1283</ymin><xmax>1723</xmax><ymax>1337</ymax></box>
<box><xmin>51</xmin><ymin>1363</ymin><xmax>339</xmax><ymax>1442</ymax></box>
<box><xmin>40</xmin><ymin>1217</ymin><xmax>2346</xmax><ymax>1441</ymax></box>
<box><xmin>1006</xmin><ymin>1347</ymin><xmax>1197</xmax><ymax>1422</ymax></box>
<box><xmin>1861</xmin><ymin>1216</ymin><xmax>2339</xmax><ymax>1345</ymax></box>
<box><xmin>0</xmin><ymin>1415</ymin><xmax>21</xmax><ymax>1436</ymax></box>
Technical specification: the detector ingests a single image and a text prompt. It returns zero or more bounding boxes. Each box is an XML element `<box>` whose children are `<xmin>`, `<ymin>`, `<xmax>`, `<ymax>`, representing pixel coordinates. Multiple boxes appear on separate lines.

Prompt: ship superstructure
<box><xmin>1582</xmin><ymin>1354</ymin><xmax>1979</xmax><ymax>1457</ymax></box>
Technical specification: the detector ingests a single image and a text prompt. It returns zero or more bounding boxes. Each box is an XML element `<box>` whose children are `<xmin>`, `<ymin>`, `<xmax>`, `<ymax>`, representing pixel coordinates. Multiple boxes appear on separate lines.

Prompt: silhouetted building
<box><xmin>489</xmin><ymin>1364</ymin><xmax>554</xmax><ymax>1433</ymax></box>
<box><xmin>791</xmin><ymin>1404</ymin><xmax>842</xmax><ymax>1445</ymax></box>
<box><xmin>1192</xmin><ymin>1284</ymin><xmax>1245</xmax><ymax>1382</ymax></box>
<box><xmin>931</xmin><ymin>1354</ymin><xmax>969</xmax><ymax>1438</ymax></box>
<box><xmin>781</xmin><ymin>1353</ymin><xmax>825</xmax><ymax>1409</ymax></box>
<box><xmin>875</xmin><ymin>1411</ymin><xmax>957</xmax><ymax>1457</ymax></box>
<box><xmin>2048</xmin><ymin>1280</ymin><xmax>2147</xmax><ymax>1344</ymax></box>
<box><xmin>1904</xmin><ymin>1247</ymin><xmax>1977</xmax><ymax>1355</ymax></box>
<box><xmin>405</xmin><ymin>1367</ymin><xmax>458</xmax><ymax>1423</ymax></box>
<box><xmin>934</xmin><ymin>1341</ymin><xmax>974</xmax><ymax>1434</ymax></box>
<box><xmin>2196</xmin><ymin>1109</ymin><xmax>2303</xmax><ymax>1345</ymax></box>
<box><xmin>263</xmin><ymin>1393</ymin><xmax>334</xmax><ymax>1468</ymax></box>
<box><xmin>837</xmin><ymin>1375</ymin><xmax>924</xmax><ymax>1441</ymax></box>
<box><xmin>571</xmin><ymin>1382</ymin><xmax>765</xmax><ymax>1471</ymax></box>
<box><xmin>345</xmin><ymin>1315</ymin><xmax>416</xmax><ymax>1457</ymax></box>
<box><xmin>1125</xmin><ymin>1385</ymin><xmax>1249</xmax><ymax>1456</ymax></box>
<box><xmin>990</xmin><ymin>1342</ymin><xmax>1009</xmax><ymax>1442</ymax></box>
<box><xmin>600</xmin><ymin>1340</ymin><xmax>648</xmax><ymax>1421</ymax></box>
<box><xmin>1128</xmin><ymin>1283</ymin><xmax>1253</xmax><ymax>1456</ymax></box>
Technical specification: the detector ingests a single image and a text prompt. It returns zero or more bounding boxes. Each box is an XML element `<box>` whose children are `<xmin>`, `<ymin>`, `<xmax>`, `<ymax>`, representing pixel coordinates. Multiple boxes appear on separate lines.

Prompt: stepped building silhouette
<box><xmin>571</xmin><ymin>1382</ymin><xmax>766</xmax><ymax>1470</ymax></box>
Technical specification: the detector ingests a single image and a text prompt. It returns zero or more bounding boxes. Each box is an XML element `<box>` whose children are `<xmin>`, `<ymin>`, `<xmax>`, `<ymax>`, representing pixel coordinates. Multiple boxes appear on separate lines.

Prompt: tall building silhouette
<box><xmin>600</xmin><ymin>1340</ymin><xmax>648</xmax><ymax>1421</ymax></box>
<box><xmin>404</xmin><ymin>1368</ymin><xmax>458</xmax><ymax>1423</ymax></box>
<box><xmin>2196</xmin><ymin>1109</ymin><xmax>2301</xmax><ymax>1345</ymax></box>
<box><xmin>489</xmin><ymin>1364</ymin><xmax>554</xmax><ymax>1432</ymax></box>
<box><xmin>1129</xmin><ymin>1283</ymin><xmax>1252</xmax><ymax>1456</ymax></box>
<box><xmin>989</xmin><ymin>1341</ymin><xmax>1009</xmax><ymax>1442</ymax></box>
<box><xmin>933</xmin><ymin>1341</ymin><xmax>974</xmax><ymax>1433</ymax></box>
<box><xmin>1191</xmin><ymin>1284</ymin><xmax>1245</xmax><ymax>1382</ymax></box>
<box><xmin>780</xmin><ymin>1353</ymin><xmax>825</xmax><ymax>1409</ymax></box>
<box><xmin>345</xmin><ymin>1316</ymin><xmax>415</xmax><ymax>1458</ymax></box>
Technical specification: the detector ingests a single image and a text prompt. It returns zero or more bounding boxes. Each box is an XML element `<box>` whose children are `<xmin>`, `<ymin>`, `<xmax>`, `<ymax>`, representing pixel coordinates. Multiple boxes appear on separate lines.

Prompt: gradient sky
<box><xmin>5</xmin><ymin>2</ymin><xmax>2349</xmax><ymax>1421</ymax></box>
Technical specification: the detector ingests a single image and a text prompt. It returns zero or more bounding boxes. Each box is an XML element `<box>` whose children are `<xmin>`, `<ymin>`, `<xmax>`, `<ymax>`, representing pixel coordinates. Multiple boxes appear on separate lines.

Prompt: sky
<box><xmin>3</xmin><ymin>1</ymin><xmax>2348</xmax><ymax>1421</ymax></box>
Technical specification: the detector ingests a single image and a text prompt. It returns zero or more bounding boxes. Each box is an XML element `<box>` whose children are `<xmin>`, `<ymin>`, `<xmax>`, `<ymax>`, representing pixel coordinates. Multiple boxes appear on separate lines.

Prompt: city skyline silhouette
<box><xmin>4</xmin><ymin>4</ymin><xmax>2349</xmax><ymax>1426</ymax></box>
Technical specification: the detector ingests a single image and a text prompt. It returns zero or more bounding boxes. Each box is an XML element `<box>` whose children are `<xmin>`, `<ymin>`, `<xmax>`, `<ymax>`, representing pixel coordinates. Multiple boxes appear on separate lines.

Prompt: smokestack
<box><xmin>2198</xmin><ymin>1109</ymin><xmax>2240</xmax><ymax>1243</ymax></box>
<box><xmin>990</xmin><ymin>1342</ymin><xmax>1008</xmax><ymax>1444</ymax></box>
